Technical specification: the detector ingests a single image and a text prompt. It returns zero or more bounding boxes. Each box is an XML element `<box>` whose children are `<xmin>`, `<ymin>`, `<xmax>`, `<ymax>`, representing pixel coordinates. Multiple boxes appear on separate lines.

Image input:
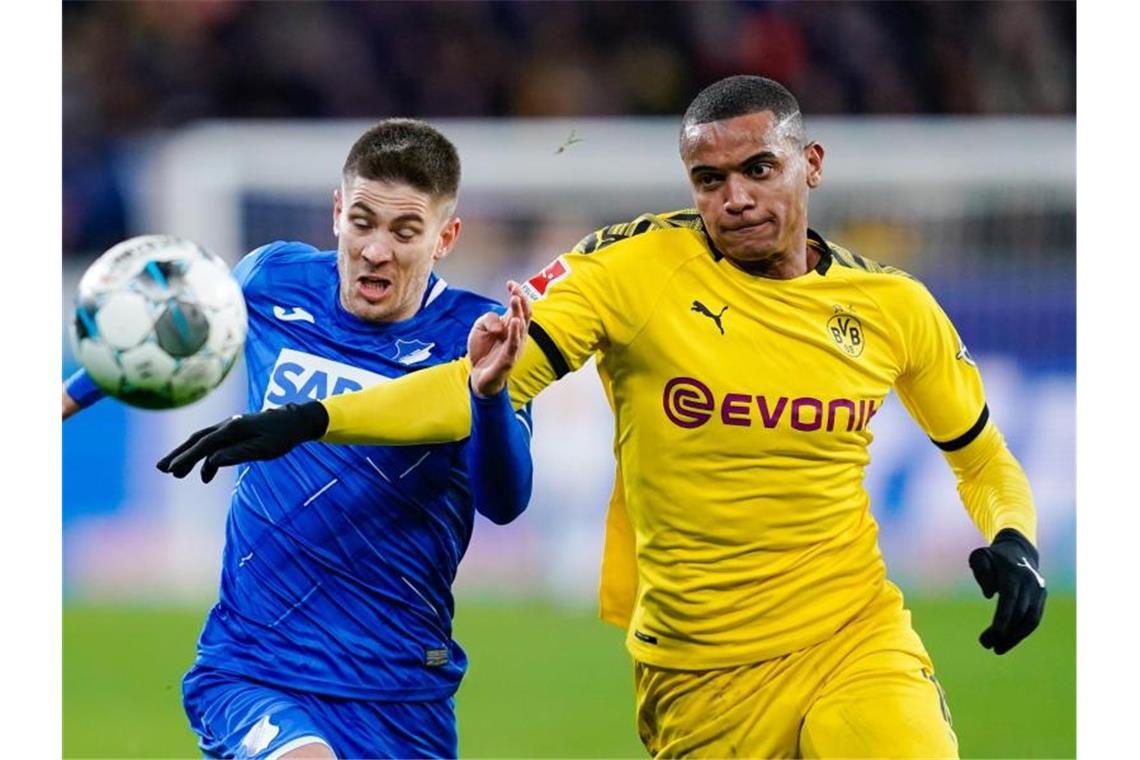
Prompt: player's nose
<box><xmin>358</xmin><ymin>241</ymin><xmax>393</xmax><ymax>266</ymax></box>
<box><xmin>723</xmin><ymin>175</ymin><xmax>756</xmax><ymax>214</ymax></box>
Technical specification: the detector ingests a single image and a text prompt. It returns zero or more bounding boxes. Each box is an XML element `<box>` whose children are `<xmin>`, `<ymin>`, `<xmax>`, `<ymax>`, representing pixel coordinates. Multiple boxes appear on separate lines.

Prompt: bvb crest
<box><xmin>827</xmin><ymin>308</ymin><xmax>865</xmax><ymax>357</ymax></box>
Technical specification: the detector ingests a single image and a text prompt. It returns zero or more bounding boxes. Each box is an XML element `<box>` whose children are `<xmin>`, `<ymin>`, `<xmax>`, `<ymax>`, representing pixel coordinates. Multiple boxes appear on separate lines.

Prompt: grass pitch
<box><xmin>63</xmin><ymin>595</ymin><xmax>1074</xmax><ymax>758</ymax></box>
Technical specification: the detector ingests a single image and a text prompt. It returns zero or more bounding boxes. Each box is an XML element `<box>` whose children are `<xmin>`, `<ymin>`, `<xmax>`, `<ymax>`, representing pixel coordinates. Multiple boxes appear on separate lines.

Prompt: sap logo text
<box><xmin>662</xmin><ymin>377</ymin><xmax>880</xmax><ymax>432</ymax></box>
<box><xmin>263</xmin><ymin>348</ymin><xmax>389</xmax><ymax>409</ymax></box>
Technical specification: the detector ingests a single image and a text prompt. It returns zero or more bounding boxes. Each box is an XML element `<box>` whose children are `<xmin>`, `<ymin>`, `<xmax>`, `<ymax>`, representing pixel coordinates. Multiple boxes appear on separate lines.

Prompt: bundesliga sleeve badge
<box><xmin>520</xmin><ymin>256</ymin><xmax>571</xmax><ymax>301</ymax></box>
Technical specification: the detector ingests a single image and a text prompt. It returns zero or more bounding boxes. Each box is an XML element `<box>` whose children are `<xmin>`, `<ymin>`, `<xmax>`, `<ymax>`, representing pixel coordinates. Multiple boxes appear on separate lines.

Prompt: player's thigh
<box><xmin>183</xmin><ymin>665</ymin><xmax>336</xmax><ymax>760</ymax></box>
<box><xmin>800</xmin><ymin>649</ymin><xmax>957</xmax><ymax>759</ymax></box>
<box><xmin>277</xmin><ymin>742</ymin><xmax>335</xmax><ymax>759</ymax></box>
<box><xmin>635</xmin><ymin>660</ymin><xmax>801</xmax><ymax>759</ymax></box>
<box><xmin>330</xmin><ymin>696</ymin><xmax>458</xmax><ymax>760</ymax></box>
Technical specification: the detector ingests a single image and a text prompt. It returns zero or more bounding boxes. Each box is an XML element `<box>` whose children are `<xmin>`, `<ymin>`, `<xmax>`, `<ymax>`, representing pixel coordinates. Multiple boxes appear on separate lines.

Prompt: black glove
<box><xmin>968</xmin><ymin>528</ymin><xmax>1047</xmax><ymax>655</ymax></box>
<box><xmin>156</xmin><ymin>401</ymin><xmax>329</xmax><ymax>483</ymax></box>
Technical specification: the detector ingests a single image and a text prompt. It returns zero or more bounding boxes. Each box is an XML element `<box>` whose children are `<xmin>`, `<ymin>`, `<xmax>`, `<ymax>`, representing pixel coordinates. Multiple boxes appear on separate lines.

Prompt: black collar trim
<box><xmin>700</xmin><ymin>222</ymin><xmax>724</xmax><ymax>262</ymax></box>
<box><xmin>807</xmin><ymin>228</ymin><xmax>834</xmax><ymax>275</ymax></box>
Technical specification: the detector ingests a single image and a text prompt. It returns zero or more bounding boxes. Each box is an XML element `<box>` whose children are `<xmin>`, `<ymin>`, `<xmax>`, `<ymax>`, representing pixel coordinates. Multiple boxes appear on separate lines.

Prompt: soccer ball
<box><xmin>70</xmin><ymin>235</ymin><xmax>247</xmax><ymax>409</ymax></box>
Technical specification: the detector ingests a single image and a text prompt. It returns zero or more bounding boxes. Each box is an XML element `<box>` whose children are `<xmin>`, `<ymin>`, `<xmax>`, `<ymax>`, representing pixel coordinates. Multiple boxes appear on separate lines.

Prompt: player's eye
<box><xmin>695</xmin><ymin>173</ymin><xmax>723</xmax><ymax>190</ymax></box>
<box><xmin>350</xmin><ymin>217</ymin><xmax>372</xmax><ymax>230</ymax></box>
<box><xmin>394</xmin><ymin>228</ymin><xmax>419</xmax><ymax>242</ymax></box>
<box><xmin>746</xmin><ymin>163</ymin><xmax>773</xmax><ymax>179</ymax></box>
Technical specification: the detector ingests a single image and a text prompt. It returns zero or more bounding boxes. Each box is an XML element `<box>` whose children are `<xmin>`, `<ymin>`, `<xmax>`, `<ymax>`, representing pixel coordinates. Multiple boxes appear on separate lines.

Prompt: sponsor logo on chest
<box><xmin>662</xmin><ymin>376</ymin><xmax>882</xmax><ymax>432</ymax></box>
<box><xmin>262</xmin><ymin>348</ymin><xmax>390</xmax><ymax>409</ymax></box>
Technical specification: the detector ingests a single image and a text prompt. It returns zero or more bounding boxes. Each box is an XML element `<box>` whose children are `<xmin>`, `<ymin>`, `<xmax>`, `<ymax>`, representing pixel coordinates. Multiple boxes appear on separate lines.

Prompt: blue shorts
<box><xmin>183</xmin><ymin>664</ymin><xmax>458</xmax><ymax>759</ymax></box>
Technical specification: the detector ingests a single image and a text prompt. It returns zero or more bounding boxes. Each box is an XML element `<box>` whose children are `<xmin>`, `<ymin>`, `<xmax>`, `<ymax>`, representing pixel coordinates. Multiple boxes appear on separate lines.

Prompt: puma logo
<box><xmin>1017</xmin><ymin>557</ymin><xmax>1046</xmax><ymax>588</ymax></box>
<box><xmin>956</xmin><ymin>340</ymin><xmax>976</xmax><ymax>367</ymax></box>
<box><xmin>691</xmin><ymin>300</ymin><xmax>728</xmax><ymax>335</ymax></box>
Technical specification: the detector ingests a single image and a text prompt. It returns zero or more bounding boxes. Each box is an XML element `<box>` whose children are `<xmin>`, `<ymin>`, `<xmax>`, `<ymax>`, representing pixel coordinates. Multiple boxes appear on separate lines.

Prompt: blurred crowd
<box><xmin>63</xmin><ymin>0</ymin><xmax>1075</xmax><ymax>255</ymax></box>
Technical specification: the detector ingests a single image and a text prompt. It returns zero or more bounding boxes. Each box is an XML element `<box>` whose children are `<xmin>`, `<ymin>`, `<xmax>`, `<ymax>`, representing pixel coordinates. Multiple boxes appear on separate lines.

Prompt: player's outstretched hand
<box><xmin>156</xmin><ymin>401</ymin><xmax>329</xmax><ymax>483</ymax></box>
<box><xmin>468</xmin><ymin>281</ymin><xmax>532</xmax><ymax>398</ymax></box>
<box><xmin>968</xmin><ymin>528</ymin><xmax>1047</xmax><ymax>655</ymax></box>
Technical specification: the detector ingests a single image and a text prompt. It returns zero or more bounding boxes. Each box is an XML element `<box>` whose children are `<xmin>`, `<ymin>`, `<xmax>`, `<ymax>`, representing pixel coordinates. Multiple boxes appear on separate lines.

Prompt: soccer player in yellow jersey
<box><xmin>161</xmin><ymin>76</ymin><xmax>1047</xmax><ymax>758</ymax></box>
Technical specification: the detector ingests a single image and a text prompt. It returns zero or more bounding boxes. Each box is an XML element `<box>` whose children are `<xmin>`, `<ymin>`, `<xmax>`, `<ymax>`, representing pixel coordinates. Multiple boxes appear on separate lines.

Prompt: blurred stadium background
<box><xmin>62</xmin><ymin>1</ymin><xmax>1075</xmax><ymax>758</ymax></box>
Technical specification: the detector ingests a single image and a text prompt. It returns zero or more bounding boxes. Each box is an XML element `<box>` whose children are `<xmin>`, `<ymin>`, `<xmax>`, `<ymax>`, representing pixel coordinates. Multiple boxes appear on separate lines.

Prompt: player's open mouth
<box><xmin>357</xmin><ymin>276</ymin><xmax>392</xmax><ymax>302</ymax></box>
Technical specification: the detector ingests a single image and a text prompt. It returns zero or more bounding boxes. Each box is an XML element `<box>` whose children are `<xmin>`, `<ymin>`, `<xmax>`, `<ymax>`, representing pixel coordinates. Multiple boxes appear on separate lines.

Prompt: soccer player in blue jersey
<box><xmin>64</xmin><ymin>119</ymin><xmax>535</xmax><ymax>759</ymax></box>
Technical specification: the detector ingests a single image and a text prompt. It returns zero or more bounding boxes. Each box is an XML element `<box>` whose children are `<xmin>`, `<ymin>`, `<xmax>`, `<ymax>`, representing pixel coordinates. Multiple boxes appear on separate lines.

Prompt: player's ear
<box><xmin>434</xmin><ymin>216</ymin><xmax>462</xmax><ymax>262</ymax></box>
<box><xmin>332</xmin><ymin>188</ymin><xmax>343</xmax><ymax>237</ymax></box>
<box><xmin>805</xmin><ymin>141</ymin><xmax>824</xmax><ymax>189</ymax></box>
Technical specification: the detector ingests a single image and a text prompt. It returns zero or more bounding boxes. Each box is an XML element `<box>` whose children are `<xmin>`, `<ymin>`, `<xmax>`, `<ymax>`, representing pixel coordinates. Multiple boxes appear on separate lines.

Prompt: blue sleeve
<box><xmin>467</xmin><ymin>386</ymin><xmax>533</xmax><ymax>526</ymax></box>
<box><xmin>232</xmin><ymin>242</ymin><xmax>285</xmax><ymax>292</ymax></box>
<box><xmin>64</xmin><ymin>368</ymin><xmax>105</xmax><ymax>409</ymax></box>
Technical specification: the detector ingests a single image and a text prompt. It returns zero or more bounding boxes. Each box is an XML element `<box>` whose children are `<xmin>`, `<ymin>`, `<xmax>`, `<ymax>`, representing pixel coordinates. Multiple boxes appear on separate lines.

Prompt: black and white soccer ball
<box><xmin>70</xmin><ymin>235</ymin><xmax>247</xmax><ymax>409</ymax></box>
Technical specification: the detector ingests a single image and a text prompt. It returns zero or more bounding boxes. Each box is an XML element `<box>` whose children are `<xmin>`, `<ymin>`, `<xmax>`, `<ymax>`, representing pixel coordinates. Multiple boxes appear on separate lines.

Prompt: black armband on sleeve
<box><xmin>527</xmin><ymin>321</ymin><xmax>571</xmax><ymax>379</ymax></box>
<box><xmin>931</xmin><ymin>404</ymin><xmax>990</xmax><ymax>452</ymax></box>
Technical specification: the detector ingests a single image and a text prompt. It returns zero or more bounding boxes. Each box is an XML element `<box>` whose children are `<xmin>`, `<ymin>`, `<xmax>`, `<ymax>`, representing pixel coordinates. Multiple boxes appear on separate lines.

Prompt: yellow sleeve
<box><xmin>522</xmin><ymin>252</ymin><xmax>631</xmax><ymax>375</ymax></box>
<box><xmin>321</xmin><ymin>355</ymin><xmax>474</xmax><ymax>445</ymax></box>
<box><xmin>942</xmin><ymin>423</ymin><xmax>1037</xmax><ymax>543</ymax></box>
<box><xmin>321</xmin><ymin>339</ymin><xmax>558</xmax><ymax>445</ymax></box>
<box><xmin>518</xmin><ymin>238</ymin><xmax>669</xmax><ymax>384</ymax></box>
<box><xmin>891</xmin><ymin>279</ymin><xmax>1036</xmax><ymax>542</ymax></box>
<box><xmin>892</xmin><ymin>280</ymin><xmax>987</xmax><ymax>442</ymax></box>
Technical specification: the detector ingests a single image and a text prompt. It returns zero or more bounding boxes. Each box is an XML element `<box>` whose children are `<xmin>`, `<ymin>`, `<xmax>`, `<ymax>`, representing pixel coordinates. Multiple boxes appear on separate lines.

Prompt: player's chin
<box><xmin>722</xmin><ymin>241</ymin><xmax>781</xmax><ymax>266</ymax></box>
<box><xmin>716</xmin><ymin>228</ymin><xmax>776</xmax><ymax>255</ymax></box>
<box><xmin>346</xmin><ymin>293</ymin><xmax>397</xmax><ymax>322</ymax></box>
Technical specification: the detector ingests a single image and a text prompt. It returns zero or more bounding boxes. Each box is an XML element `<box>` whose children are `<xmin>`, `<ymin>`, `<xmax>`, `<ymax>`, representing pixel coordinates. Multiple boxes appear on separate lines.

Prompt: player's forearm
<box><xmin>320</xmin><ymin>339</ymin><xmax>557</xmax><ymax>446</ymax></box>
<box><xmin>321</xmin><ymin>357</ymin><xmax>475</xmax><ymax>445</ymax></box>
<box><xmin>62</xmin><ymin>389</ymin><xmax>80</xmax><ymax>420</ymax></box>
<box><xmin>944</xmin><ymin>423</ymin><xmax>1036</xmax><ymax>543</ymax></box>
<box><xmin>63</xmin><ymin>369</ymin><xmax>105</xmax><ymax>420</ymax></box>
<box><xmin>505</xmin><ymin>335</ymin><xmax>560</xmax><ymax>405</ymax></box>
<box><xmin>468</xmin><ymin>387</ymin><xmax>533</xmax><ymax>525</ymax></box>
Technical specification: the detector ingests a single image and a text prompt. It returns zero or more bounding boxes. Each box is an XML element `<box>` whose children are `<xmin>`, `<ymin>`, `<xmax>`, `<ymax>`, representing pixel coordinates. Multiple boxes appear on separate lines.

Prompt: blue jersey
<box><xmin>194</xmin><ymin>241</ymin><xmax>531</xmax><ymax>701</ymax></box>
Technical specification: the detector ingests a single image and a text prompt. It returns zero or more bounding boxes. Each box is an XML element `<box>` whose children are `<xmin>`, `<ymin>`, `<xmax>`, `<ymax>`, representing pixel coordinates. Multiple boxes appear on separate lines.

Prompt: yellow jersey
<box><xmin>320</xmin><ymin>209</ymin><xmax>1036</xmax><ymax>672</ymax></box>
<box><xmin>523</xmin><ymin>211</ymin><xmax>998</xmax><ymax>670</ymax></box>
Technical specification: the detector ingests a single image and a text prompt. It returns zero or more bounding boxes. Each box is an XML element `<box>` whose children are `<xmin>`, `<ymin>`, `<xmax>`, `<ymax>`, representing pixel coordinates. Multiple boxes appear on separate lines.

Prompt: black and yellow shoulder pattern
<box><xmin>572</xmin><ymin>209</ymin><xmax>705</xmax><ymax>255</ymax></box>
<box><xmin>824</xmin><ymin>237</ymin><xmax>916</xmax><ymax>280</ymax></box>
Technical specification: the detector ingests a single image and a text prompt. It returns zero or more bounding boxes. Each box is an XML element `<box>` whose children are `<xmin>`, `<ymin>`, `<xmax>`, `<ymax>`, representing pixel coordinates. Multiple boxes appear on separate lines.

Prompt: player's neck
<box><xmin>727</xmin><ymin>240</ymin><xmax>820</xmax><ymax>280</ymax></box>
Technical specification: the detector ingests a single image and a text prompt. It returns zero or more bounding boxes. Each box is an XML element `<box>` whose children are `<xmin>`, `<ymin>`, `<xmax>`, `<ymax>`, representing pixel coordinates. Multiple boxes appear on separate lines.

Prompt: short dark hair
<box><xmin>342</xmin><ymin>118</ymin><xmax>461</xmax><ymax>201</ymax></box>
<box><xmin>681</xmin><ymin>75</ymin><xmax>805</xmax><ymax>145</ymax></box>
